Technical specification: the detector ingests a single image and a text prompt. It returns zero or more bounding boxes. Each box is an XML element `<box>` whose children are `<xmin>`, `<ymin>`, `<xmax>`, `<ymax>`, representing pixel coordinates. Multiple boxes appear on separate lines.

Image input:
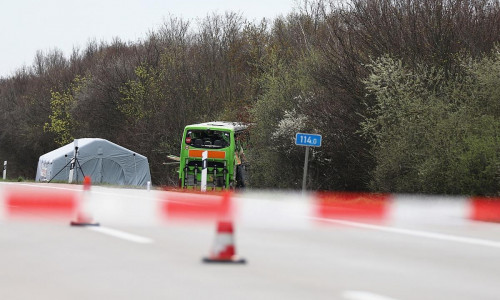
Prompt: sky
<box><xmin>0</xmin><ymin>0</ymin><xmax>297</xmax><ymax>78</ymax></box>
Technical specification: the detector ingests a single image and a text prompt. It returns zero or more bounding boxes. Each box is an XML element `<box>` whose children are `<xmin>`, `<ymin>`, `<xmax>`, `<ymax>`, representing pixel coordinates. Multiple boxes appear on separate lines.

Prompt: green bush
<box><xmin>362</xmin><ymin>51</ymin><xmax>500</xmax><ymax>196</ymax></box>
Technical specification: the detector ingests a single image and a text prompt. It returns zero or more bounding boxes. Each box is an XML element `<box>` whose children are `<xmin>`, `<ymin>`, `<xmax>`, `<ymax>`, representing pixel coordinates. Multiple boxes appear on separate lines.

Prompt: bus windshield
<box><xmin>185</xmin><ymin>129</ymin><xmax>230</xmax><ymax>149</ymax></box>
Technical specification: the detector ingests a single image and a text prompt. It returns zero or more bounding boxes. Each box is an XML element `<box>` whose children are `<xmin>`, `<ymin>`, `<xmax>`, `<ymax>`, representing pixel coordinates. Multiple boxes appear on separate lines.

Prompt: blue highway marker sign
<box><xmin>295</xmin><ymin>133</ymin><xmax>322</xmax><ymax>147</ymax></box>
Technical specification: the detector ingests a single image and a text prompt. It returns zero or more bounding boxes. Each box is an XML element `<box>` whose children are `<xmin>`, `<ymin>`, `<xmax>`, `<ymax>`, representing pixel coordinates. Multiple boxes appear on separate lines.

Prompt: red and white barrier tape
<box><xmin>0</xmin><ymin>183</ymin><xmax>499</xmax><ymax>226</ymax></box>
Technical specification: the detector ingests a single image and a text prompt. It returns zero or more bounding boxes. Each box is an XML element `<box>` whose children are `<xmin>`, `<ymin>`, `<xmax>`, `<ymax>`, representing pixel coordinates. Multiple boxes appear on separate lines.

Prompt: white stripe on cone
<box><xmin>211</xmin><ymin>233</ymin><xmax>234</xmax><ymax>258</ymax></box>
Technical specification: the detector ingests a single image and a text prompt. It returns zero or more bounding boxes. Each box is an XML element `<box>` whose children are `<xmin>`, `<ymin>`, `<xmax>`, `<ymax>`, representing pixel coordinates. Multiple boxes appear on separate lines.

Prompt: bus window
<box><xmin>185</xmin><ymin>130</ymin><xmax>230</xmax><ymax>149</ymax></box>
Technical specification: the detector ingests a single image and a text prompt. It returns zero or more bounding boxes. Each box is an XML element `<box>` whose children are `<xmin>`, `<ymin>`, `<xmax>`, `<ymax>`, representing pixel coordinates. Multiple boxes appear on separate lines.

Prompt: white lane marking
<box><xmin>88</xmin><ymin>226</ymin><xmax>154</xmax><ymax>244</ymax></box>
<box><xmin>343</xmin><ymin>290</ymin><xmax>398</xmax><ymax>300</ymax></box>
<box><xmin>311</xmin><ymin>217</ymin><xmax>500</xmax><ymax>249</ymax></box>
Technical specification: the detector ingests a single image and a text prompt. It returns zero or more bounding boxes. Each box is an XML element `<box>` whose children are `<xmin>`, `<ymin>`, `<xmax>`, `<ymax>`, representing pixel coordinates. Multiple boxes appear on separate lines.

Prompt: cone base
<box><xmin>70</xmin><ymin>221</ymin><xmax>100</xmax><ymax>227</ymax></box>
<box><xmin>202</xmin><ymin>257</ymin><xmax>246</xmax><ymax>264</ymax></box>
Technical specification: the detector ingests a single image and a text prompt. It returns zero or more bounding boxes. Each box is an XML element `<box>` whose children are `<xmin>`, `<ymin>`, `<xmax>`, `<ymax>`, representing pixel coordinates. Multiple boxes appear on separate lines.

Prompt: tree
<box><xmin>44</xmin><ymin>75</ymin><xmax>90</xmax><ymax>145</ymax></box>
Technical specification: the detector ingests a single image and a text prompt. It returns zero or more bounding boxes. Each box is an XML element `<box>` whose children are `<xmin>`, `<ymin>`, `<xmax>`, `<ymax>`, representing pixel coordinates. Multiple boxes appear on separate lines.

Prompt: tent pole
<box><xmin>133</xmin><ymin>153</ymin><xmax>137</xmax><ymax>184</ymax></box>
<box><xmin>48</xmin><ymin>159</ymin><xmax>74</xmax><ymax>183</ymax></box>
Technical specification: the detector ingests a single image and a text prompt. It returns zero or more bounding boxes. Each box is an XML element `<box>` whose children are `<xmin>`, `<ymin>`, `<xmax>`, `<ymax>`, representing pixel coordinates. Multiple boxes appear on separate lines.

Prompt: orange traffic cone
<box><xmin>203</xmin><ymin>220</ymin><xmax>246</xmax><ymax>264</ymax></box>
<box><xmin>70</xmin><ymin>176</ymin><xmax>99</xmax><ymax>226</ymax></box>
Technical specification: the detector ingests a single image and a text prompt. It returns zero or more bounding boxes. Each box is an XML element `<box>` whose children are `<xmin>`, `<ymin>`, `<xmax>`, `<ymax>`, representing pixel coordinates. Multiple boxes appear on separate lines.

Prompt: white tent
<box><xmin>36</xmin><ymin>138</ymin><xmax>151</xmax><ymax>186</ymax></box>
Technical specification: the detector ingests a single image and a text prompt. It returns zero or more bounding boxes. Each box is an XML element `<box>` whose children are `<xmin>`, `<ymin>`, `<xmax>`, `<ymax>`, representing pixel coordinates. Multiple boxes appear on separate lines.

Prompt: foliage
<box><xmin>119</xmin><ymin>65</ymin><xmax>162</xmax><ymax>122</ymax></box>
<box><xmin>362</xmin><ymin>53</ymin><xmax>500</xmax><ymax>195</ymax></box>
<box><xmin>44</xmin><ymin>75</ymin><xmax>89</xmax><ymax>146</ymax></box>
<box><xmin>249</xmin><ymin>44</ymin><xmax>316</xmax><ymax>188</ymax></box>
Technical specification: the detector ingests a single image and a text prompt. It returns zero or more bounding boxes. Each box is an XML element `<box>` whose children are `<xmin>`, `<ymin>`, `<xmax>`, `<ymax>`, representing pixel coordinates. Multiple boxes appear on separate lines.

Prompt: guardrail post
<box><xmin>201</xmin><ymin>151</ymin><xmax>208</xmax><ymax>192</ymax></box>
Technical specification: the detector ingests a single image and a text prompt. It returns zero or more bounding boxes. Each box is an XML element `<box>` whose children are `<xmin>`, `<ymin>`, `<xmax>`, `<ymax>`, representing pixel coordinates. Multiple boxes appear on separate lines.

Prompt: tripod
<box><xmin>48</xmin><ymin>146</ymin><xmax>85</xmax><ymax>183</ymax></box>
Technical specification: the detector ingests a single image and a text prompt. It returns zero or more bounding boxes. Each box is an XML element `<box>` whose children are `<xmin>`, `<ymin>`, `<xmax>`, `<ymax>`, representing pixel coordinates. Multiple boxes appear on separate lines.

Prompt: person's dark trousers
<box><xmin>236</xmin><ymin>164</ymin><xmax>245</xmax><ymax>188</ymax></box>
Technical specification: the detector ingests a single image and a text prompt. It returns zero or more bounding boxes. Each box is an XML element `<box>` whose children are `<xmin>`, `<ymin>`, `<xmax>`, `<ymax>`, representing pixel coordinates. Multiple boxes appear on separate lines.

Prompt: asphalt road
<box><xmin>1</xmin><ymin>182</ymin><xmax>500</xmax><ymax>300</ymax></box>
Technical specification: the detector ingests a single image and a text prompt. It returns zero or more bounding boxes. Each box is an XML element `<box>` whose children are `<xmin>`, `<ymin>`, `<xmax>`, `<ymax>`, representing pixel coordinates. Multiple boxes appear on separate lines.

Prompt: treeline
<box><xmin>0</xmin><ymin>0</ymin><xmax>499</xmax><ymax>195</ymax></box>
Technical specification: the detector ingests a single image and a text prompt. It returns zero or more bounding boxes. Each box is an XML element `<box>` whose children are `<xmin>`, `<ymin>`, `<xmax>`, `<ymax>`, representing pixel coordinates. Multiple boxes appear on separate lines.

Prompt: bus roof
<box><xmin>186</xmin><ymin>121</ymin><xmax>248</xmax><ymax>133</ymax></box>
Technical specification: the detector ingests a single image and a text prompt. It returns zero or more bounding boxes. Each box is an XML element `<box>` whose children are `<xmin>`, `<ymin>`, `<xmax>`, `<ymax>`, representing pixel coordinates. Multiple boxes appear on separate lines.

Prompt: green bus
<box><xmin>178</xmin><ymin>121</ymin><xmax>248</xmax><ymax>190</ymax></box>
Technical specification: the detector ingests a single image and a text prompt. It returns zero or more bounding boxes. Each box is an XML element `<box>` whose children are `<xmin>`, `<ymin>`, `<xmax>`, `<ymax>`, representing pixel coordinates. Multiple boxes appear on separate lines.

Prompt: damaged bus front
<box><xmin>178</xmin><ymin>122</ymin><xmax>247</xmax><ymax>190</ymax></box>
